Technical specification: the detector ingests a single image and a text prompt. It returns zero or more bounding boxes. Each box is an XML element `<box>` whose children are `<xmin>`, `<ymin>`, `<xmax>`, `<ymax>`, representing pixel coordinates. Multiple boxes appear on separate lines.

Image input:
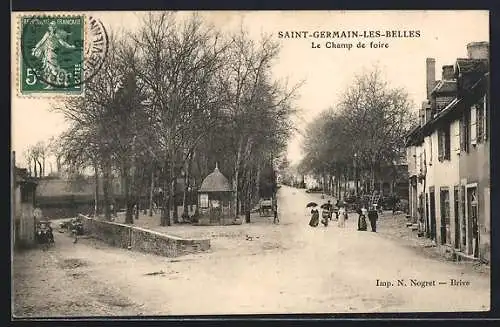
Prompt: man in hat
<box><xmin>368</xmin><ymin>204</ymin><xmax>379</xmax><ymax>232</ymax></box>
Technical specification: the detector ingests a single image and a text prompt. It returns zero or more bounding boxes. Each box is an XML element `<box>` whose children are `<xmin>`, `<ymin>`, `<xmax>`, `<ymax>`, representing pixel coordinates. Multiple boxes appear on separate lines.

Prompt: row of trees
<box><xmin>51</xmin><ymin>13</ymin><xmax>299</xmax><ymax>225</ymax></box>
<box><xmin>299</xmin><ymin>67</ymin><xmax>415</xmax><ymax>199</ymax></box>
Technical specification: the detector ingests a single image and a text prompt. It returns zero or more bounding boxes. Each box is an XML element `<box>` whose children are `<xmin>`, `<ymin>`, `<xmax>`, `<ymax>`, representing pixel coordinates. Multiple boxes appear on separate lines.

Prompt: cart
<box><xmin>259</xmin><ymin>197</ymin><xmax>273</xmax><ymax>217</ymax></box>
<box><xmin>35</xmin><ymin>220</ymin><xmax>54</xmax><ymax>246</ymax></box>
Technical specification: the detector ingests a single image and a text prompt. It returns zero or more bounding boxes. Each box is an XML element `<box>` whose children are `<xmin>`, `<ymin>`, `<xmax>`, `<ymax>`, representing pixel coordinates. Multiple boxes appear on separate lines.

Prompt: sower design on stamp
<box><xmin>21</xmin><ymin>16</ymin><xmax>85</xmax><ymax>94</ymax></box>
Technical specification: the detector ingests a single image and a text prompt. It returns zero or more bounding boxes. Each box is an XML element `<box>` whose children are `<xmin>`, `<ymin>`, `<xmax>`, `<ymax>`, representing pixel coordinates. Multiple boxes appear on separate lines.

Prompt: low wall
<box><xmin>79</xmin><ymin>214</ymin><xmax>210</xmax><ymax>257</ymax></box>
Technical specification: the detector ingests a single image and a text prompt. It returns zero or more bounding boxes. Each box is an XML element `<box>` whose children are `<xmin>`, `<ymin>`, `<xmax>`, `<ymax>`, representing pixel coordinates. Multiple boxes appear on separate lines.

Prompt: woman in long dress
<box><xmin>358</xmin><ymin>206</ymin><xmax>368</xmax><ymax>231</ymax></box>
<box><xmin>309</xmin><ymin>208</ymin><xmax>319</xmax><ymax>227</ymax></box>
<box><xmin>338</xmin><ymin>205</ymin><xmax>346</xmax><ymax>228</ymax></box>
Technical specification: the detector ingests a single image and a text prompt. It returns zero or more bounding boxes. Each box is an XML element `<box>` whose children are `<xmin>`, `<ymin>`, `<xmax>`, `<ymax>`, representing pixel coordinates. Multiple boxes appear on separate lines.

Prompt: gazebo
<box><xmin>197</xmin><ymin>164</ymin><xmax>239</xmax><ymax>225</ymax></box>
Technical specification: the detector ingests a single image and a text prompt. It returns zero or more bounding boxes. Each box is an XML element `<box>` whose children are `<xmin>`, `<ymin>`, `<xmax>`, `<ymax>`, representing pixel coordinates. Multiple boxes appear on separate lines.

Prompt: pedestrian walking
<box><xmin>368</xmin><ymin>205</ymin><xmax>379</xmax><ymax>232</ymax></box>
<box><xmin>309</xmin><ymin>208</ymin><xmax>319</xmax><ymax>227</ymax></box>
<box><xmin>357</xmin><ymin>206</ymin><xmax>368</xmax><ymax>231</ymax></box>
<box><xmin>338</xmin><ymin>205</ymin><xmax>346</xmax><ymax>228</ymax></box>
<box><xmin>273</xmin><ymin>197</ymin><xmax>279</xmax><ymax>224</ymax></box>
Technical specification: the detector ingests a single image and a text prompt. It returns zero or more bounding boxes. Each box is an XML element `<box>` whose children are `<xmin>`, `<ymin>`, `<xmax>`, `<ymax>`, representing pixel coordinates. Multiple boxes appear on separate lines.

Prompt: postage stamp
<box><xmin>18</xmin><ymin>14</ymin><xmax>108</xmax><ymax>96</ymax></box>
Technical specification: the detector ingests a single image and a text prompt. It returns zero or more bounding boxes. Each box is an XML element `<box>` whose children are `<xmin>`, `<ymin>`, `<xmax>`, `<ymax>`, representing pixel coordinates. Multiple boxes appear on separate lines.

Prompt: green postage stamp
<box><xmin>18</xmin><ymin>15</ymin><xmax>108</xmax><ymax>96</ymax></box>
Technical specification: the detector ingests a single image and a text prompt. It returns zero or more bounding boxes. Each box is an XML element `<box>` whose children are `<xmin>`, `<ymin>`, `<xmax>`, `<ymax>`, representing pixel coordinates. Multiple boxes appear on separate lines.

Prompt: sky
<box><xmin>11</xmin><ymin>10</ymin><xmax>489</xmax><ymax>170</ymax></box>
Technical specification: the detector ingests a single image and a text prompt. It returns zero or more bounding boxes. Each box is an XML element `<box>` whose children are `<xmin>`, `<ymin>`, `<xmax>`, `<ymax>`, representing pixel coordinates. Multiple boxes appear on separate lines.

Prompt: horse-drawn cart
<box><xmin>259</xmin><ymin>197</ymin><xmax>273</xmax><ymax>217</ymax></box>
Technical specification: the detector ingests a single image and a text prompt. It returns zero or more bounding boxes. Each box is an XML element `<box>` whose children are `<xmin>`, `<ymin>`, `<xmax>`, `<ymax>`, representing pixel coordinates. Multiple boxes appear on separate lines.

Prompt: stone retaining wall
<box><xmin>79</xmin><ymin>214</ymin><xmax>210</xmax><ymax>257</ymax></box>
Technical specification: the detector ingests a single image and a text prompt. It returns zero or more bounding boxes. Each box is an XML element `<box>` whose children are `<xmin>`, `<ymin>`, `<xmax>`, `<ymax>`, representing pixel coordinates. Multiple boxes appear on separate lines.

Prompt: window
<box><xmin>470</xmin><ymin>105</ymin><xmax>477</xmax><ymax>146</ymax></box>
<box><xmin>440</xmin><ymin>187</ymin><xmax>451</xmax><ymax>244</ymax></box>
<box><xmin>438</xmin><ymin>126</ymin><xmax>451</xmax><ymax>161</ymax></box>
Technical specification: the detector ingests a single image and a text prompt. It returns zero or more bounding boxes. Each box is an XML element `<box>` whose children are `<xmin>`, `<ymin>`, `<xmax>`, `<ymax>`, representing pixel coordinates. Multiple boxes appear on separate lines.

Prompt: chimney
<box><xmin>426</xmin><ymin>58</ymin><xmax>436</xmax><ymax>100</ymax></box>
<box><xmin>442</xmin><ymin>65</ymin><xmax>455</xmax><ymax>80</ymax></box>
<box><xmin>467</xmin><ymin>41</ymin><xmax>489</xmax><ymax>60</ymax></box>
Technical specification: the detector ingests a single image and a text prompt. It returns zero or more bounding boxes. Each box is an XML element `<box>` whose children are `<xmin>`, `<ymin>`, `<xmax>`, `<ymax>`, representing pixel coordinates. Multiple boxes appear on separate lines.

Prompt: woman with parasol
<box><xmin>306</xmin><ymin>202</ymin><xmax>319</xmax><ymax>227</ymax></box>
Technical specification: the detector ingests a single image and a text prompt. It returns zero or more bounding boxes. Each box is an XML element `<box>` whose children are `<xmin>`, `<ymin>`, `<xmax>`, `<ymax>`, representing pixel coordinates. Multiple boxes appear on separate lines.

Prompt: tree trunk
<box><xmin>42</xmin><ymin>157</ymin><xmax>46</xmax><ymax>177</ymax></box>
<box><xmin>94</xmin><ymin>163</ymin><xmax>99</xmax><ymax>217</ymax></box>
<box><xmin>343</xmin><ymin>174</ymin><xmax>347</xmax><ymax>200</ymax></box>
<box><xmin>182</xmin><ymin>156</ymin><xmax>191</xmax><ymax>220</ymax></box>
<box><xmin>123</xmin><ymin>163</ymin><xmax>134</xmax><ymax>224</ymax></box>
<box><xmin>56</xmin><ymin>156</ymin><xmax>61</xmax><ymax>173</ymax></box>
<box><xmin>234</xmin><ymin>138</ymin><xmax>244</xmax><ymax>216</ymax></box>
<box><xmin>37</xmin><ymin>160</ymin><xmax>42</xmax><ymax>178</ymax></box>
<box><xmin>33</xmin><ymin>158</ymin><xmax>37</xmax><ymax>177</ymax></box>
<box><xmin>255</xmin><ymin>162</ymin><xmax>261</xmax><ymax>201</ymax></box>
<box><xmin>171</xmin><ymin>167</ymin><xmax>178</xmax><ymax>224</ymax></box>
<box><xmin>149</xmin><ymin>169</ymin><xmax>154</xmax><ymax>217</ymax></box>
<box><xmin>370</xmin><ymin>164</ymin><xmax>376</xmax><ymax>194</ymax></box>
<box><xmin>103</xmin><ymin>161</ymin><xmax>111</xmax><ymax>220</ymax></box>
<box><xmin>244</xmin><ymin>168</ymin><xmax>251</xmax><ymax>223</ymax></box>
<box><xmin>161</xmin><ymin>161</ymin><xmax>171</xmax><ymax>226</ymax></box>
<box><xmin>134</xmin><ymin>194</ymin><xmax>140</xmax><ymax>220</ymax></box>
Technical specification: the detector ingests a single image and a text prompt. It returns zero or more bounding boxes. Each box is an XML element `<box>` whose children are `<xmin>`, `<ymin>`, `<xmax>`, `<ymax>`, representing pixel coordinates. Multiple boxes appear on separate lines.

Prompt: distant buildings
<box><xmin>406</xmin><ymin>42</ymin><xmax>489</xmax><ymax>263</ymax></box>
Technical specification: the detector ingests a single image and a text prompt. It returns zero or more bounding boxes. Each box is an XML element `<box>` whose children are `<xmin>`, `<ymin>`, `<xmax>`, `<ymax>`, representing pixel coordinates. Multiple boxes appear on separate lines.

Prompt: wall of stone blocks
<box><xmin>79</xmin><ymin>215</ymin><xmax>210</xmax><ymax>258</ymax></box>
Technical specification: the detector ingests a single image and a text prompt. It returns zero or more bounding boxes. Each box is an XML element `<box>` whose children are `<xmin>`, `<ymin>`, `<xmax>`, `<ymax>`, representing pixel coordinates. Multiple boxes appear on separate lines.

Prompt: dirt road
<box><xmin>12</xmin><ymin>186</ymin><xmax>490</xmax><ymax>317</ymax></box>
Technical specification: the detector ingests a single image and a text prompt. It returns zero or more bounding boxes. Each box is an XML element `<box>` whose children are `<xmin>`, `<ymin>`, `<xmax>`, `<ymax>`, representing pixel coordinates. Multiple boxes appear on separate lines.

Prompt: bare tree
<box><xmin>300</xmin><ymin>66</ymin><xmax>415</xmax><ymax>197</ymax></box>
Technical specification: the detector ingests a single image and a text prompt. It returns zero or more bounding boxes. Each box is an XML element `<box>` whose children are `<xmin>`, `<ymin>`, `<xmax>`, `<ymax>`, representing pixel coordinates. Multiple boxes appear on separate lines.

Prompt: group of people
<box><xmin>308</xmin><ymin>200</ymin><xmax>379</xmax><ymax>232</ymax></box>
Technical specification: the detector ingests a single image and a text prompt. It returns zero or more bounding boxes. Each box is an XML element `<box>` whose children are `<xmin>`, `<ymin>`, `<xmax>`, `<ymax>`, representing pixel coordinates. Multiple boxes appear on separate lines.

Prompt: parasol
<box><xmin>306</xmin><ymin>202</ymin><xmax>318</xmax><ymax>208</ymax></box>
<box><xmin>320</xmin><ymin>203</ymin><xmax>332</xmax><ymax>209</ymax></box>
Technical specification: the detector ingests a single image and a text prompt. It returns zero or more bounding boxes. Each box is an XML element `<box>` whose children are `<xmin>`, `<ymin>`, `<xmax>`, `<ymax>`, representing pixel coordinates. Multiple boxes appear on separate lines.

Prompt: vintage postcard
<box><xmin>11</xmin><ymin>10</ymin><xmax>490</xmax><ymax>317</ymax></box>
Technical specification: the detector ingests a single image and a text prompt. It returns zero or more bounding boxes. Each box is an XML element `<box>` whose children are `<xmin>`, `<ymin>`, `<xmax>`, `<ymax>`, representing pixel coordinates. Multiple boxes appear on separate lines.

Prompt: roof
<box><xmin>199</xmin><ymin>166</ymin><xmax>232</xmax><ymax>192</ymax></box>
<box><xmin>455</xmin><ymin>58</ymin><xmax>489</xmax><ymax>75</ymax></box>
<box><xmin>431</xmin><ymin>80</ymin><xmax>457</xmax><ymax>94</ymax></box>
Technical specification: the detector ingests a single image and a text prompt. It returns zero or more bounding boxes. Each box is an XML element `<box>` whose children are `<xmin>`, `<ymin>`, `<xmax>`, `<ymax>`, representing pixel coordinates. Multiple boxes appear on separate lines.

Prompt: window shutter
<box><xmin>445</xmin><ymin>127</ymin><xmax>451</xmax><ymax>160</ymax></box>
<box><xmin>437</xmin><ymin>131</ymin><xmax>444</xmax><ymax>161</ymax></box>
<box><xmin>454</xmin><ymin>122</ymin><xmax>461</xmax><ymax>154</ymax></box>
<box><xmin>477</xmin><ymin>101</ymin><xmax>484</xmax><ymax>143</ymax></box>
<box><xmin>429</xmin><ymin>136</ymin><xmax>433</xmax><ymax>165</ymax></box>
<box><xmin>419</xmin><ymin>153</ymin><xmax>423</xmax><ymax>173</ymax></box>
<box><xmin>460</xmin><ymin>116</ymin><xmax>465</xmax><ymax>151</ymax></box>
<box><xmin>471</xmin><ymin>105</ymin><xmax>477</xmax><ymax>145</ymax></box>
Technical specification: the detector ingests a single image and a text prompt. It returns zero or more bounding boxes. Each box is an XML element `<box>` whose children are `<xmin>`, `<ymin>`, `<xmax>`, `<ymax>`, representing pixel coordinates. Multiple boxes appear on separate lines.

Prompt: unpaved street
<box><xmin>12</xmin><ymin>186</ymin><xmax>490</xmax><ymax>317</ymax></box>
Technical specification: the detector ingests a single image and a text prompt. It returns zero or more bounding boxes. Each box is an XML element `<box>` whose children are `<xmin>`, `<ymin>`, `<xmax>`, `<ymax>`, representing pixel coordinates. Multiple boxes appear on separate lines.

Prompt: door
<box><xmin>440</xmin><ymin>188</ymin><xmax>450</xmax><ymax>245</ymax></box>
<box><xmin>461</xmin><ymin>186</ymin><xmax>467</xmax><ymax>249</ymax></box>
<box><xmin>425</xmin><ymin>193</ymin><xmax>430</xmax><ymax>238</ymax></box>
<box><xmin>467</xmin><ymin>186</ymin><xmax>479</xmax><ymax>257</ymax></box>
<box><xmin>454</xmin><ymin>186</ymin><xmax>460</xmax><ymax>249</ymax></box>
<box><xmin>429</xmin><ymin>188</ymin><xmax>436</xmax><ymax>241</ymax></box>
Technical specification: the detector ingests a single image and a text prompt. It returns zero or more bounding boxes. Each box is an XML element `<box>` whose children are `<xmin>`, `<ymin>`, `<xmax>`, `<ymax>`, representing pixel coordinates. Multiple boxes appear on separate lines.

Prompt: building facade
<box><xmin>13</xmin><ymin>165</ymin><xmax>38</xmax><ymax>248</ymax></box>
<box><xmin>406</xmin><ymin>41</ymin><xmax>490</xmax><ymax>262</ymax></box>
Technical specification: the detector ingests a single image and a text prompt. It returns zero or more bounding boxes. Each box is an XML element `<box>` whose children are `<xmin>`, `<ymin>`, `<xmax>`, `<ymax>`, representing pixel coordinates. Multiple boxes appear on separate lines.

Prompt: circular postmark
<box><xmin>20</xmin><ymin>15</ymin><xmax>108</xmax><ymax>91</ymax></box>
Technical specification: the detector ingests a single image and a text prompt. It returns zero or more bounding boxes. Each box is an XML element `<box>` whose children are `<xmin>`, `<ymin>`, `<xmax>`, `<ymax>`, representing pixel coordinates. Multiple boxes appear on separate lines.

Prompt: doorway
<box><xmin>454</xmin><ymin>186</ymin><xmax>460</xmax><ymax>249</ymax></box>
<box><xmin>440</xmin><ymin>187</ymin><xmax>450</xmax><ymax>245</ymax></box>
<box><xmin>467</xmin><ymin>186</ymin><xmax>479</xmax><ymax>258</ymax></box>
<box><xmin>429</xmin><ymin>187</ymin><xmax>436</xmax><ymax>241</ymax></box>
<box><xmin>425</xmin><ymin>193</ymin><xmax>430</xmax><ymax>238</ymax></box>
